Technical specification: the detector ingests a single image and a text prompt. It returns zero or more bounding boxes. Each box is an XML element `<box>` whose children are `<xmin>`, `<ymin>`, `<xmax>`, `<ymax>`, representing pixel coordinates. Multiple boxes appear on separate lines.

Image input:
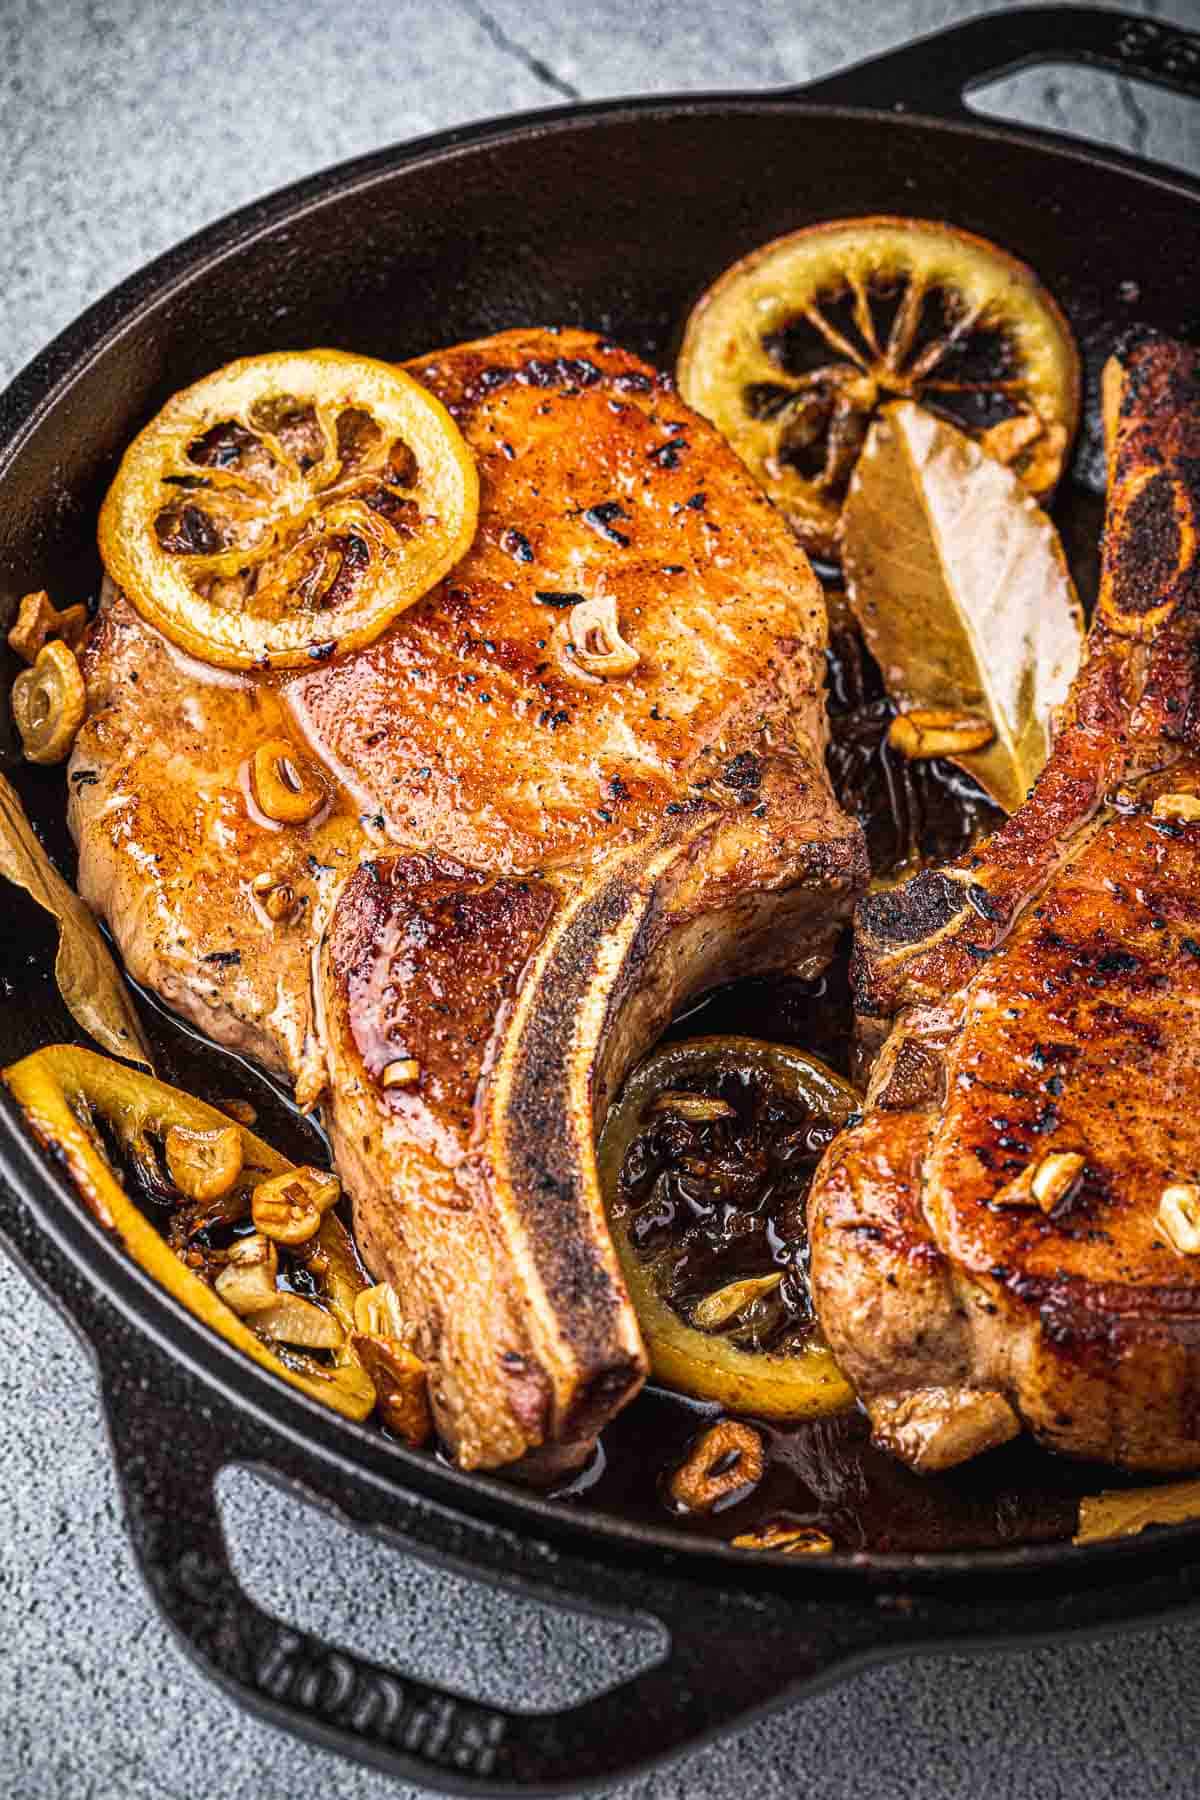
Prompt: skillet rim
<box><xmin>4</xmin><ymin>84</ymin><xmax>1200</xmax><ymax>473</ymax></box>
<box><xmin>3</xmin><ymin>89</ymin><xmax>1200</xmax><ymax>1581</ymax></box>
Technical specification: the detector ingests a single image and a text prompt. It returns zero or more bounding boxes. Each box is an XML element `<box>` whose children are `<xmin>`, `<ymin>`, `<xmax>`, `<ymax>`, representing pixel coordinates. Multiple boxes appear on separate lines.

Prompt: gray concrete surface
<box><xmin>2</xmin><ymin>1</ymin><xmax>1200</xmax><ymax>1795</ymax></box>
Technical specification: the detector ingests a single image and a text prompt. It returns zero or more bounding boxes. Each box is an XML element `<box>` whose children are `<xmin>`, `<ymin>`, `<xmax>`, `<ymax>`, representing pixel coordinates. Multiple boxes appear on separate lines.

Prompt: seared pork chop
<box><xmin>808</xmin><ymin>333</ymin><xmax>1200</xmax><ymax>1473</ymax></box>
<box><xmin>71</xmin><ymin>328</ymin><xmax>865</xmax><ymax>1471</ymax></box>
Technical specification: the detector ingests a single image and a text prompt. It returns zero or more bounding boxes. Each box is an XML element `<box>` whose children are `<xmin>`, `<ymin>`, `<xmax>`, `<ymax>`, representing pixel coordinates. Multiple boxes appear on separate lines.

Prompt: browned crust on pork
<box><xmin>72</xmin><ymin>328</ymin><xmax>867</xmax><ymax>1472</ymax></box>
<box><xmin>811</xmin><ymin>336</ymin><xmax>1200</xmax><ymax>1473</ymax></box>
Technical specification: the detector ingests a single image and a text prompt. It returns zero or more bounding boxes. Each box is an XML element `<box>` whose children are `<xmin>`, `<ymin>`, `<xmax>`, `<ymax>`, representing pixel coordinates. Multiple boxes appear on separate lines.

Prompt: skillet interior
<box><xmin>3</xmin><ymin>98</ymin><xmax>1200</xmax><ymax>1573</ymax></box>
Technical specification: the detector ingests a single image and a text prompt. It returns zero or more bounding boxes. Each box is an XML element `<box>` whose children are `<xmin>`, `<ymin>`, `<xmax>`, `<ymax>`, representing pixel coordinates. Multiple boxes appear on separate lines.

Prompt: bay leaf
<box><xmin>0</xmin><ymin>772</ymin><xmax>152</xmax><ymax>1070</ymax></box>
<box><xmin>1075</xmin><ymin>1478</ymin><xmax>1200</xmax><ymax>1545</ymax></box>
<box><xmin>840</xmin><ymin>400</ymin><xmax>1084</xmax><ymax>815</ymax></box>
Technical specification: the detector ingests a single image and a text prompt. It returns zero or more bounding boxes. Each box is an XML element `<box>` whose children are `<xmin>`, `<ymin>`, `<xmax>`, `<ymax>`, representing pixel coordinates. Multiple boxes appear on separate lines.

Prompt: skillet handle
<box><xmin>95</xmin><ymin>1342</ymin><xmax>886</xmax><ymax>1795</ymax></box>
<box><xmin>797</xmin><ymin>6</ymin><xmax>1200</xmax><ymax>120</ymax></box>
<box><xmin>1</xmin><ymin>1148</ymin><xmax>901</xmax><ymax>1800</ymax></box>
<box><xmin>0</xmin><ymin>1173</ymin><xmax>893</xmax><ymax>1795</ymax></box>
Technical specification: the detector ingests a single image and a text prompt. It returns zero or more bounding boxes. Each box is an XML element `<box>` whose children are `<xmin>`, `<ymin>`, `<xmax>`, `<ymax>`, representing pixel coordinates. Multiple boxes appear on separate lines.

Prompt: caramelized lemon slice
<box><xmin>677</xmin><ymin>216</ymin><xmax>1080</xmax><ymax>558</ymax></box>
<box><xmin>99</xmin><ymin>349</ymin><xmax>479</xmax><ymax>669</ymax></box>
<box><xmin>598</xmin><ymin>1037</ymin><xmax>859</xmax><ymax>1419</ymax></box>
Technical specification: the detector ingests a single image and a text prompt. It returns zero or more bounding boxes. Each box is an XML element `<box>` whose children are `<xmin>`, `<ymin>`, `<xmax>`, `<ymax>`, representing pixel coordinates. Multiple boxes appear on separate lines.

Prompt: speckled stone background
<box><xmin>3</xmin><ymin>3</ymin><xmax>1200</xmax><ymax>1796</ymax></box>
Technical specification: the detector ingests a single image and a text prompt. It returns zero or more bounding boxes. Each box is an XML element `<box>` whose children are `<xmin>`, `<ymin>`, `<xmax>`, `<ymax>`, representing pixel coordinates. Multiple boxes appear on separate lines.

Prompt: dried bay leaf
<box><xmin>840</xmin><ymin>400</ymin><xmax>1084</xmax><ymax>815</ymax></box>
<box><xmin>1075</xmin><ymin>1478</ymin><xmax>1200</xmax><ymax>1545</ymax></box>
<box><xmin>0</xmin><ymin>772</ymin><xmax>152</xmax><ymax>1069</ymax></box>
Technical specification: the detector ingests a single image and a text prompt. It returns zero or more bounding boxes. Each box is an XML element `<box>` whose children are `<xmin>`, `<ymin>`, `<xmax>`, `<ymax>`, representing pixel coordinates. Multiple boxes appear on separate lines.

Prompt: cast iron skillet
<box><xmin>2</xmin><ymin>8</ymin><xmax>1200</xmax><ymax>1792</ymax></box>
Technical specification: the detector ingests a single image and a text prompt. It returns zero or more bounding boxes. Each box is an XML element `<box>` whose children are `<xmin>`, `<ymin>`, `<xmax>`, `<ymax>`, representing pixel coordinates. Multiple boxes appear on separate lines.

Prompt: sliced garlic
<box><xmin>214</xmin><ymin>1233</ymin><xmax>279</xmax><ymax>1316</ymax></box>
<box><xmin>692</xmin><ymin>1271</ymin><xmax>784</xmax><ymax>1330</ymax></box>
<box><xmin>164</xmin><ymin>1122</ymin><xmax>244</xmax><ymax>1202</ymax></box>
<box><xmin>381</xmin><ymin>1058</ymin><xmax>421</xmax><ymax>1089</ymax></box>
<box><xmin>556</xmin><ymin>595</ymin><xmax>640</xmax><ymax>685</ymax></box>
<box><xmin>888</xmin><ymin>708</ymin><xmax>995</xmax><ymax>760</ymax></box>
<box><xmin>731</xmin><ymin>1523</ymin><xmax>834</xmax><ymax>1555</ymax></box>
<box><xmin>1152</xmin><ymin>793</ymin><xmax>1200</xmax><ymax>823</ymax></box>
<box><xmin>978</xmin><ymin>411</ymin><xmax>1045</xmax><ymax>468</ymax></box>
<box><xmin>1031</xmin><ymin>1150</ymin><xmax>1085</xmax><ymax>1212</ymax></box>
<box><xmin>354</xmin><ymin>1281</ymin><xmax>408</xmax><ymax>1338</ymax></box>
<box><xmin>994</xmin><ymin>1149</ymin><xmax>1085</xmax><ymax>1213</ymax></box>
<box><xmin>251</xmin><ymin>1166</ymin><xmax>339</xmax><ymax>1246</ymax></box>
<box><xmin>7</xmin><ymin>590</ymin><xmax>88</xmax><ymax>665</ymax></box>
<box><xmin>12</xmin><ymin>639</ymin><xmax>86</xmax><ymax>765</ymax></box>
<box><xmin>649</xmin><ymin>1090</ymin><xmax>737</xmax><ymax>1123</ymax></box>
<box><xmin>265</xmin><ymin>882</ymin><xmax>297</xmax><ymax>922</ymax></box>
<box><xmin>253</xmin><ymin>1293</ymin><xmax>344</xmax><ymax>1350</ymax></box>
<box><xmin>668</xmin><ymin>1420</ymin><xmax>764</xmax><ymax>1514</ymax></box>
<box><xmin>1158</xmin><ymin>1183</ymin><xmax>1200</xmax><ymax>1255</ymax></box>
<box><xmin>251</xmin><ymin>738</ymin><xmax>325</xmax><ymax>824</ymax></box>
<box><xmin>251</xmin><ymin>870</ymin><xmax>299</xmax><ymax>921</ymax></box>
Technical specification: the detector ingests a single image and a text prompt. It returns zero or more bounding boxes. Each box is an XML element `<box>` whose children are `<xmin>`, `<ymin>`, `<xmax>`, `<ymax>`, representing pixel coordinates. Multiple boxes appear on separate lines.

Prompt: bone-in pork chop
<box><xmin>71</xmin><ymin>328</ymin><xmax>865</xmax><ymax>1471</ymax></box>
<box><xmin>808</xmin><ymin>333</ymin><xmax>1200</xmax><ymax>1473</ymax></box>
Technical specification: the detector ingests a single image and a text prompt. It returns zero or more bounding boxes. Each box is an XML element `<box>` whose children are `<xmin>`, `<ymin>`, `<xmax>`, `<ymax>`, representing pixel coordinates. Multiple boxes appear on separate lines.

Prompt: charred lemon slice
<box><xmin>677</xmin><ymin>217</ymin><xmax>1080</xmax><ymax>558</ymax></box>
<box><xmin>598</xmin><ymin>1036</ymin><xmax>859</xmax><ymax>1418</ymax></box>
<box><xmin>99</xmin><ymin>350</ymin><xmax>479</xmax><ymax>669</ymax></box>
